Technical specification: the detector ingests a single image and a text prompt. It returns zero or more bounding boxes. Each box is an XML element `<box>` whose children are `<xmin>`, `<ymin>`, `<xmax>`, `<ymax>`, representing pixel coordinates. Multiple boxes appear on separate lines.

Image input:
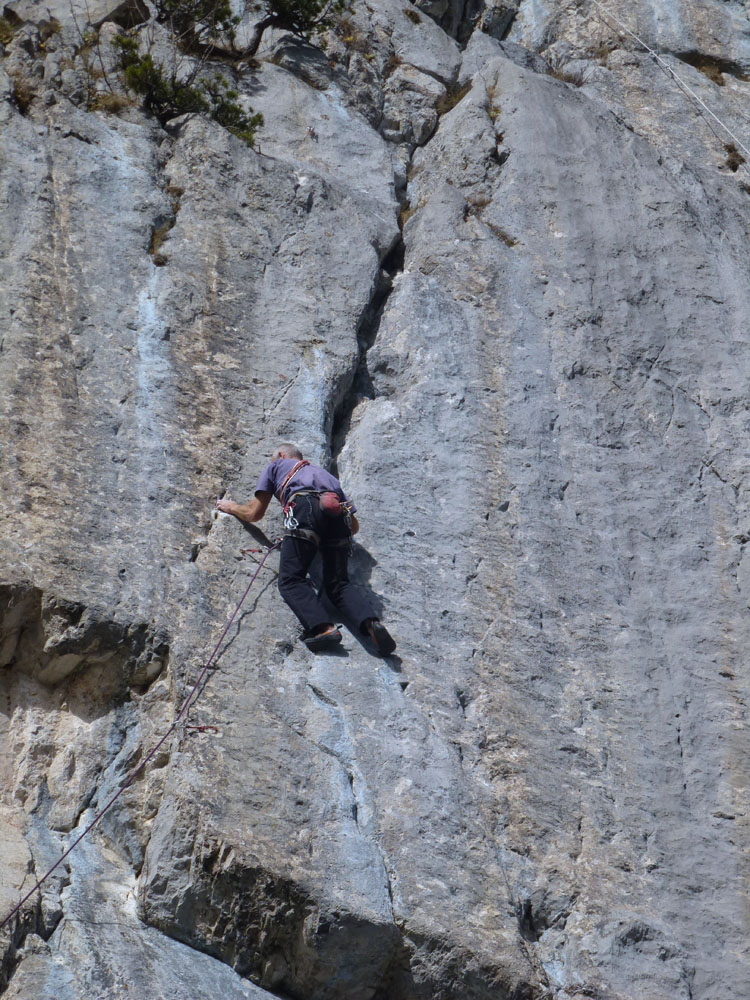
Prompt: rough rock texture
<box><xmin>1</xmin><ymin>0</ymin><xmax>749</xmax><ymax>998</ymax></box>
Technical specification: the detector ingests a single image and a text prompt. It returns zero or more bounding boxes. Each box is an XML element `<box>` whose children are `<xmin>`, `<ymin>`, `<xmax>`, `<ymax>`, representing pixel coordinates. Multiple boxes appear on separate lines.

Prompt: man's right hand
<box><xmin>215</xmin><ymin>491</ymin><xmax>272</xmax><ymax>524</ymax></box>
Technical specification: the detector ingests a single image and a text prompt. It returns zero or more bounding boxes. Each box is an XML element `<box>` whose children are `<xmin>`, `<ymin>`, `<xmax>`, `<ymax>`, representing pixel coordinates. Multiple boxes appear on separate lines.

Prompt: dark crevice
<box><xmin>148</xmin><ymin>215</ymin><xmax>175</xmax><ymax>266</ymax></box>
<box><xmin>516</xmin><ymin>897</ymin><xmax>540</xmax><ymax>943</ymax></box>
<box><xmin>381</xmin><ymin>237</ymin><xmax>406</xmax><ymax>277</ymax></box>
<box><xmin>415</xmin><ymin>0</ymin><xmax>485</xmax><ymax>48</ymax></box>
<box><xmin>7</xmin><ymin>69</ymin><xmax>36</xmax><ymax>116</ymax></box>
<box><xmin>329</xmin><ymin>235</ymin><xmax>405</xmax><ymax>472</ymax></box>
<box><xmin>92</xmin><ymin>0</ymin><xmax>150</xmax><ymax>29</ymax></box>
<box><xmin>456</xmin><ymin>687</ymin><xmax>470</xmax><ymax>714</ymax></box>
<box><xmin>148</xmin><ymin>185</ymin><xmax>182</xmax><ymax>267</ymax></box>
<box><xmin>498</xmin><ymin>12</ymin><xmax>518</xmax><ymax>42</ymax></box>
<box><xmin>1</xmin><ymin>891</ymin><xmax>64</xmax><ymax>995</ymax></box>
<box><xmin>674</xmin><ymin>51</ymin><xmax>750</xmax><ymax>86</ymax></box>
<box><xmin>435</xmin><ymin>79</ymin><xmax>472</xmax><ymax>116</ymax></box>
<box><xmin>347</xmin><ymin>772</ymin><xmax>360</xmax><ymax>826</ymax></box>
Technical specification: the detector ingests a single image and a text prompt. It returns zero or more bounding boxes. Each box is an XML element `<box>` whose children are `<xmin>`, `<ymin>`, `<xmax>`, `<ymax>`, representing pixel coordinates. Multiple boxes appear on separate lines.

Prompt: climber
<box><xmin>216</xmin><ymin>444</ymin><xmax>396</xmax><ymax>655</ymax></box>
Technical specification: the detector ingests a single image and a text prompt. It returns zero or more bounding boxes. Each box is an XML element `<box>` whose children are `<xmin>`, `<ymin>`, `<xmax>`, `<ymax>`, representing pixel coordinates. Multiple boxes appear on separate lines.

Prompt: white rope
<box><xmin>590</xmin><ymin>0</ymin><xmax>750</xmax><ymax>165</ymax></box>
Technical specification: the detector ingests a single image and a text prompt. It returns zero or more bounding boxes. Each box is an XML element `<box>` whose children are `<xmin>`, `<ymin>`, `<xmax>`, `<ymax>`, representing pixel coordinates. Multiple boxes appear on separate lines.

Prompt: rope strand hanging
<box><xmin>0</xmin><ymin>541</ymin><xmax>280</xmax><ymax>936</ymax></box>
<box><xmin>590</xmin><ymin>0</ymin><xmax>750</xmax><ymax>173</ymax></box>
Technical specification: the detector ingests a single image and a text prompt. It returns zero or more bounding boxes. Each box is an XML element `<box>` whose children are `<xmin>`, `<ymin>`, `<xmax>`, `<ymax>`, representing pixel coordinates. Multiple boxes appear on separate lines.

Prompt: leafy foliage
<box><xmin>202</xmin><ymin>76</ymin><xmax>264</xmax><ymax>144</ymax></box>
<box><xmin>264</xmin><ymin>0</ymin><xmax>348</xmax><ymax>36</ymax></box>
<box><xmin>0</xmin><ymin>15</ymin><xmax>19</xmax><ymax>46</ymax></box>
<box><xmin>154</xmin><ymin>0</ymin><xmax>239</xmax><ymax>47</ymax></box>
<box><xmin>244</xmin><ymin>0</ymin><xmax>351</xmax><ymax>55</ymax></box>
<box><xmin>100</xmin><ymin>0</ymin><xmax>353</xmax><ymax>141</ymax></box>
<box><xmin>116</xmin><ymin>39</ymin><xmax>207</xmax><ymax>119</ymax></box>
<box><xmin>113</xmin><ymin>34</ymin><xmax>263</xmax><ymax>146</ymax></box>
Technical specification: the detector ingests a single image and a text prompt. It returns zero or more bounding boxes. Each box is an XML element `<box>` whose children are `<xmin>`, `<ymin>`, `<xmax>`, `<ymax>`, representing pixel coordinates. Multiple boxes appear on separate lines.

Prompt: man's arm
<box><xmin>216</xmin><ymin>491</ymin><xmax>273</xmax><ymax>523</ymax></box>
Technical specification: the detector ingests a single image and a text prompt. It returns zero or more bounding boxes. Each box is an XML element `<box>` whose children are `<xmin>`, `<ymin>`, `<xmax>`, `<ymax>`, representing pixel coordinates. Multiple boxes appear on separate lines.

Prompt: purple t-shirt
<box><xmin>256</xmin><ymin>459</ymin><xmax>356</xmax><ymax>512</ymax></box>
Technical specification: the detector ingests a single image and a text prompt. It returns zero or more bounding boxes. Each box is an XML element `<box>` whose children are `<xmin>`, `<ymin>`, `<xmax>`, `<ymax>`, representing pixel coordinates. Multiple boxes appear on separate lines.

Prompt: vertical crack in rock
<box><xmin>148</xmin><ymin>176</ymin><xmax>183</xmax><ymax>269</ymax></box>
<box><xmin>305</xmin><ymin>684</ymin><xmax>397</xmax><ymax>926</ymax></box>
<box><xmin>330</xmin><ymin>236</ymin><xmax>405</xmax><ymax>471</ymax></box>
<box><xmin>324</xmin><ymin>72</ymin><xmax>536</xmax><ymax>995</ymax></box>
<box><xmin>346</xmin><ymin>51</ymin><xmax>580</xmax><ymax>999</ymax></box>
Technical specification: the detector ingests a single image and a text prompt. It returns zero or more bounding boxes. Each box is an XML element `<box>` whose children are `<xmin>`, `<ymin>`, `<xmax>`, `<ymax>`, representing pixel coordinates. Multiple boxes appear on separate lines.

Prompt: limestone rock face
<box><xmin>1</xmin><ymin>1</ymin><xmax>749</xmax><ymax>999</ymax></box>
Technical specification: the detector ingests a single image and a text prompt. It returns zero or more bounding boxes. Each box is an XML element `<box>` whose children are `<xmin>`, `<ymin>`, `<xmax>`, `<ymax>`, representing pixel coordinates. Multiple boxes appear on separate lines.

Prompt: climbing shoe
<box><xmin>302</xmin><ymin>625</ymin><xmax>342</xmax><ymax>652</ymax></box>
<box><xmin>366</xmin><ymin>619</ymin><xmax>396</xmax><ymax>656</ymax></box>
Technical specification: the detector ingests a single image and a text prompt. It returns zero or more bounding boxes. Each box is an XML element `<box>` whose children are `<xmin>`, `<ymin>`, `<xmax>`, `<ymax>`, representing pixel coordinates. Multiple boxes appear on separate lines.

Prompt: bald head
<box><xmin>272</xmin><ymin>443</ymin><xmax>304</xmax><ymax>461</ymax></box>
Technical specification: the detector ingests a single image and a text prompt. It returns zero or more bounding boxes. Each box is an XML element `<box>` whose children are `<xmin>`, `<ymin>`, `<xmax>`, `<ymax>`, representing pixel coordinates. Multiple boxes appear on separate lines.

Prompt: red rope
<box><xmin>0</xmin><ymin>541</ymin><xmax>280</xmax><ymax>935</ymax></box>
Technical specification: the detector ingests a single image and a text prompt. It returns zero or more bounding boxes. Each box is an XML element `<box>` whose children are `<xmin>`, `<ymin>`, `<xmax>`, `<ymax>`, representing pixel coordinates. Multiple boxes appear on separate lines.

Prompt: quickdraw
<box><xmin>283</xmin><ymin>502</ymin><xmax>299</xmax><ymax>531</ymax></box>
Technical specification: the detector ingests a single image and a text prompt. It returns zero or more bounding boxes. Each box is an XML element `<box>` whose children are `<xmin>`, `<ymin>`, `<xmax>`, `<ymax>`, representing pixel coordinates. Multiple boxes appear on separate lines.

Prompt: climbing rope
<box><xmin>590</xmin><ymin>0</ymin><xmax>750</xmax><ymax>171</ymax></box>
<box><xmin>0</xmin><ymin>540</ymin><xmax>280</xmax><ymax>936</ymax></box>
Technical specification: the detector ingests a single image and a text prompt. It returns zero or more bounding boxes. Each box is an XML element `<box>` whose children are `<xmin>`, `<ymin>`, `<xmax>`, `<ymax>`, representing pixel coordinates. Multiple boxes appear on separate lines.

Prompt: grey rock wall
<box><xmin>1</xmin><ymin>1</ymin><xmax>749</xmax><ymax>998</ymax></box>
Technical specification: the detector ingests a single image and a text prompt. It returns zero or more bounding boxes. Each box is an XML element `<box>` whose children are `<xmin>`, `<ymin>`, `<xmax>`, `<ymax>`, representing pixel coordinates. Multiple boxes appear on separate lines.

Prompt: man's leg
<box><xmin>320</xmin><ymin>544</ymin><xmax>376</xmax><ymax>631</ymax></box>
<box><xmin>321</xmin><ymin>545</ymin><xmax>396</xmax><ymax>653</ymax></box>
<box><xmin>278</xmin><ymin>535</ymin><xmax>335</xmax><ymax>634</ymax></box>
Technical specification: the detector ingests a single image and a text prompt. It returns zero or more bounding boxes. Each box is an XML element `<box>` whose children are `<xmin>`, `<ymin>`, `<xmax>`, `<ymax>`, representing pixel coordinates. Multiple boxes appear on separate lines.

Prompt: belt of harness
<box><xmin>283</xmin><ymin>489</ymin><xmax>353</xmax><ymax>546</ymax></box>
<box><xmin>286</xmin><ymin>526</ymin><xmax>351</xmax><ymax>548</ymax></box>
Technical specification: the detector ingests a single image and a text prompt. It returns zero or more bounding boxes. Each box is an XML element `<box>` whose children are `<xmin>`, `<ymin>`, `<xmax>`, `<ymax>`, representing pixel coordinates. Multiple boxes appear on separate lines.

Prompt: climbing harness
<box><xmin>278</xmin><ymin>459</ymin><xmax>309</xmax><ymax>506</ymax></box>
<box><xmin>277</xmin><ymin>460</ymin><xmax>310</xmax><ymax>533</ymax></box>
<box><xmin>591</xmin><ymin>0</ymin><xmax>750</xmax><ymax>172</ymax></box>
<box><xmin>277</xmin><ymin>459</ymin><xmax>355</xmax><ymax>542</ymax></box>
<box><xmin>282</xmin><ymin>488</ymin><xmax>354</xmax><ymax>548</ymax></box>
<box><xmin>0</xmin><ymin>540</ymin><xmax>281</xmax><ymax>936</ymax></box>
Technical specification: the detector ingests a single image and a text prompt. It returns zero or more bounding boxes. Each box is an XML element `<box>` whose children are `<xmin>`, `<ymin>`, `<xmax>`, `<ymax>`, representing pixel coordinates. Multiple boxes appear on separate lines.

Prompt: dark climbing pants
<box><xmin>277</xmin><ymin>494</ymin><xmax>375</xmax><ymax>633</ymax></box>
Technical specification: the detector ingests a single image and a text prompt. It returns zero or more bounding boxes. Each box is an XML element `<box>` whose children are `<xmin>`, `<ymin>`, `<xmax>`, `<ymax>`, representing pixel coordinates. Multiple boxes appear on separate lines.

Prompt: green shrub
<box><xmin>202</xmin><ymin>75</ymin><xmax>264</xmax><ymax>144</ymax></box>
<box><xmin>243</xmin><ymin>0</ymin><xmax>351</xmax><ymax>56</ymax></box>
<box><xmin>154</xmin><ymin>0</ymin><xmax>239</xmax><ymax>48</ymax></box>
<box><xmin>0</xmin><ymin>13</ymin><xmax>20</xmax><ymax>46</ymax></box>
<box><xmin>113</xmin><ymin>35</ymin><xmax>263</xmax><ymax>145</ymax></box>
